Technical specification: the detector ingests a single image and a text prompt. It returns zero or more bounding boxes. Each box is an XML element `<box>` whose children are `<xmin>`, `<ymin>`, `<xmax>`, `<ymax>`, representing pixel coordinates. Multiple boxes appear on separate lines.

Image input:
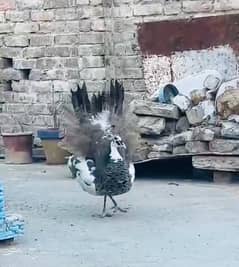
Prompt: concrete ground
<box><xmin>0</xmin><ymin>163</ymin><xmax>239</xmax><ymax>267</ymax></box>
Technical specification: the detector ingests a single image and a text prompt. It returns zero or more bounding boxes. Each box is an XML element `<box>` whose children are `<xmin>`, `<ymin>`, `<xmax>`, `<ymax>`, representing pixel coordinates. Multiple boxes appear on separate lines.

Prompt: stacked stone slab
<box><xmin>132</xmin><ymin>99</ymin><xmax>239</xmax><ymax>164</ymax></box>
<box><xmin>0</xmin><ymin>183</ymin><xmax>24</xmax><ymax>241</ymax></box>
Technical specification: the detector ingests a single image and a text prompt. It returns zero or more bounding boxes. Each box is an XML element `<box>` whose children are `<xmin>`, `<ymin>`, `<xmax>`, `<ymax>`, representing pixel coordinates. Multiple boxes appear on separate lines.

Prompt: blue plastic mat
<box><xmin>0</xmin><ymin>183</ymin><xmax>24</xmax><ymax>241</ymax></box>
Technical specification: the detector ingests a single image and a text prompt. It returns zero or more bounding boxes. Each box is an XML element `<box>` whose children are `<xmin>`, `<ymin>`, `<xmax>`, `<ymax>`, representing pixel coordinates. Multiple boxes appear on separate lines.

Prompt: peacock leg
<box><xmin>93</xmin><ymin>195</ymin><xmax>112</xmax><ymax>218</ymax></box>
<box><xmin>109</xmin><ymin>195</ymin><xmax>128</xmax><ymax>213</ymax></box>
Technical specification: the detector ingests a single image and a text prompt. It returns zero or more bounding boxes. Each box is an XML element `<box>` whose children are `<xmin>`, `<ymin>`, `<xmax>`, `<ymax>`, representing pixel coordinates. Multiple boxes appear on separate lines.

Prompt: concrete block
<box><xmin>82</xmin><ymin>56</ymin><xmax>104</xmax><ymax>68</ymax></box>
<box><xmin>39</xmin><ymin>21</ymin><xmax>80</xmax><ymax>33</ymax></box>
<box><xmin>0</xmin><ymin>68</ymin><xmax>26</xmax><ymax>81</ymax></box>
<box><xmin>13</xmin><ymin>59</ymin><xmax>36</xmax><ymax>69</ymax></box>
<box><xmin>31</xmin><ymin>10</ymin><xmax>54</xmax><ymax>21</ymax></box>
<box><xmin>4</xmin><ymin>35</ymin><xmax>29</xmax><ymax>47</ymax></box>
<box><xmin>44</xmin><ymin>46</ymin><xmax>78</xmax><ymax>57</ymax></box>
<box><xmin>23</xmin><ymin>47</ymin><xmax>45</xmax><ymax>58</ymax></box>
<box><xmin>0</xmin><ymin>47</ymin><xmax>23</xmax><ymax>58</ymax></box>
<box><xmin>5</xmin><ymin>10</ymin><xmax>30</xmax><ymax>22</ymax></box>
<box><xmin>44</xmin><ymin>0</ymin><xmax>70</xmax><ymax>9</ymax></box>
<box><xmin>91</xmin><ymin>19</ymin><xmax>105</xmax><ymax>31</ymax></box>
<box><xmin>16</xmin><ymin>0</ymin><xmax>44</xmax><ymax>9</ymax></box>
<box><xmin>133</xmin><ymin>4</ymin><xmax>163</xmax><ymax>16</ymax></box>
<box><xmin>78</xmin><ymin>44</ymin><xmax>105</xmax><ymax>56</ymax></box>
<box><xmin>30</xmin><ymin>35</ymin><xmax>54</xmax><ymax>46</ymax></box>
<box><xmin>0</xmin><ymin>23</ymin><xmax>13</xmax><ymax>33</ymax></box>
<box><xmin>183</xmin><ymin>0</ymin><xmax>213</xmax><ymax>13</ymax></box>
<box><xmin>14</xmin><ymin>22</ymin><xmax>39</xmax><ymax>33</ymax></box>
<box><xmin>55</xmin><ymin>34</ymin><xmax>78</xmax><ymax>45</ymax></box>
<box><xmin>78</xmin><ymin>32</ymin><xmax>104</xmax><ymax>44</ymax></box>
<box><xmin>80</xmin><ymin>68</ymin><xmax>105</xmax><ymax>80</ymax></box>
<box><xmin>55</xmin><ymin>8</ymin><xmax>78</xmax><ymax>20</ymax></box>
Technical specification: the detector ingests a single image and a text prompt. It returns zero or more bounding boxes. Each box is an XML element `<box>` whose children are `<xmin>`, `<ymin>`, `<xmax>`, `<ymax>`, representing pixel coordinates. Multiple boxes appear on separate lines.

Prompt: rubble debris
<box><xmin>133</xmin><ymin>100</ymin><xmax>179</xmax><ymax>119</ymax></box>
<box><xmin>209</xmin><ymin>139</ymin><xmax>239</xmax><ymax>154</ymax></box>
<box><xmin>216</xmin><ymin>88</ymin><xmax>239</xmax><ymax>119</ymax></box>
<box><xmin>191</xmin><ymin>127</ymin><xmax>214</xmax><ymax>141</ymax></box>
<box><xmin>203</xmin><ymin>74</ymin><xmax>221</xmax><ymax>91</ymax></box>
<box><xmin>147</xmin><ymin>151</ymin><xmax>171</xmax><ymax>159</ymax></box>
<box><xmin>132</xmin><ymin>147</ymin><xmax>149</xmax><ymax>162</ymax></box>
<box><xmin>171</xmin><ymin>94</ymin><xmax>191</xmax><ymax>112</ymax></box>
<box><xmin>172</xmin><ymin>131</ymin><xmax>193</xmax><ymax>146</ymax></box>
<box><xmin>186</xmin><ymin>100</ymin><xmax>216</xmax><ymax>125</ymax></box>
<box><xmin>220</xmin><ymin>121</ymin><xmax>239</xmax><ymax>139</ymax></box>
<box><xmin>192</xmin><ymin>156</ymin><xmax>239</xmax><ymax>172</ymax></box>
<box><xmin>164</xmin><ymin>120</ymin><xmax>176</xmax><ymax>135</ymax></box>
<box><xmin>185</xmin><ymin>141</ymin><xmax>209</xmax><ymax>153</ymax></box>
<box><xmin>228</xmin><ymin>114</ymin><xmax>239</xmax><ymax>123</ymax></box>
<box><xmin>186</xmin><ymin>104</ymin><xmax>205</xmax><ymax>125</ymax></box>
<box><xmin>152</xmin><ymin>144</ymin><xmax>172</xmax><ymax>153</ymax></box>
<box><xmin>173</xmin><ymin>145</ymin><xmax>187</xmax><ymax>154</ymax></box>
<box><xmin>190</xmin><ymin>88</ymin><xmax>207</xmax><ymax>106</ymax></box>
<box><xmin>138</xmin><ymin>117</ymin><xmax>165</xmax><ymax>136</ymax></box>
<box><xmin>176</xmin><ymin>116</ymin><xmax>190</xmax><ymax>133</ymax></box>
<box><xmin>170</xmin><ymin>69</ymin><xmax>223</xmax><ymax>98</ymax></box>
<box><xmin>134</xmin><ymin>70</ymin><xmax>239</xmax><ymax>163</ymax></box>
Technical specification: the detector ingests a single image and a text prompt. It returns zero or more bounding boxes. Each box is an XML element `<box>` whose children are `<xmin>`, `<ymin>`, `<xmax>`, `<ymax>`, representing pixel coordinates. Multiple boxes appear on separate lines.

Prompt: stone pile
<box><xmin>0</xmin><ymin>183</ymin><xmax>24</xmax><ymax>241</ymax></box>
<box><xmin>132</xmin><ymin>75</ymin><xmax>239</xmax><ymax>163</ymax></box>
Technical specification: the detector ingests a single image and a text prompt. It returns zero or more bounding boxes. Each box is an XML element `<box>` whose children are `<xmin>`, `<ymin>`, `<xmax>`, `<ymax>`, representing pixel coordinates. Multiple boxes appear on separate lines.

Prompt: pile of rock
<box><xmin>132</xmin><ymin>73</ymin><xmax>239</xmax><ymax>164</ymax></box>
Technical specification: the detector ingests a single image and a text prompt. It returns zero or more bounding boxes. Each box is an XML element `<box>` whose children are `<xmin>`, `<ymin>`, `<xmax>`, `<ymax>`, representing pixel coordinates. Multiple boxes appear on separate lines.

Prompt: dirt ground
<box><xmin>0</xmin><ymin>162</ymin><xmax>239</xmax><ymax>267</ymax></box>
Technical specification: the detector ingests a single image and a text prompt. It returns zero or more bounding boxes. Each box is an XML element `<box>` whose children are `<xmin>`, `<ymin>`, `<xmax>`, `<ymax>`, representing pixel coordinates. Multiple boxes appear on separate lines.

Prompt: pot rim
<box><xmin>2</xmin><ymin>131</ymin><xmax>33</xmax><ymax>137</ymax></box>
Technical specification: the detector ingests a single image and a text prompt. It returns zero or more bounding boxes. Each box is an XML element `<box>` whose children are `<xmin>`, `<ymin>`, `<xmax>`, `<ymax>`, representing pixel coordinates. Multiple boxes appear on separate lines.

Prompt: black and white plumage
<box><xmin>60</xmin><ymin>80</ymin><xmax>138</xmax><ymax>217</ymax></box>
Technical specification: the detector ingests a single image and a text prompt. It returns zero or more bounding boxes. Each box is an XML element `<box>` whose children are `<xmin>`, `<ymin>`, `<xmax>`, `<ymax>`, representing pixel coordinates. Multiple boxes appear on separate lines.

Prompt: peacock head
<box><xmin>111</xmin><ymin>135</ymin><xmax>126</xmax><ymax>149</ymax></box>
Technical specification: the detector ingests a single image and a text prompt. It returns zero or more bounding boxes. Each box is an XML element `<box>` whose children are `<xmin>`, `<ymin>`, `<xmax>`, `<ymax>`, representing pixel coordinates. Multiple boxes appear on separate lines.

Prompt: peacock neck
<box><xmin>109</xmin><ymin>142</ymin><xmax>122</xmax><ymax>162</ymax></box>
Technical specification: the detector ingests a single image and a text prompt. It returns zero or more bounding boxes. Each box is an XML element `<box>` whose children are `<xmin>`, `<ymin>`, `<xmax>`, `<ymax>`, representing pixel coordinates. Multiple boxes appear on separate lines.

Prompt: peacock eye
<box><xmin>116</xmin><ymin>141</ymin><xmax>121</xmax><ymax>146</ymax></box>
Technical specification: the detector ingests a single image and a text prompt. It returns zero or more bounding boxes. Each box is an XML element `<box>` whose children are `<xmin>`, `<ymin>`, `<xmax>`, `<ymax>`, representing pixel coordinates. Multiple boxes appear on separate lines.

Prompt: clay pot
<box><xmin>37</xmin><ymin>128</ymin><xmax>70</xmax><ymax>165</ymax></box>
<box><xmin>2</xmin><ymin>132</ymin><xmax>33</xmax><ymax>164</ymax></box>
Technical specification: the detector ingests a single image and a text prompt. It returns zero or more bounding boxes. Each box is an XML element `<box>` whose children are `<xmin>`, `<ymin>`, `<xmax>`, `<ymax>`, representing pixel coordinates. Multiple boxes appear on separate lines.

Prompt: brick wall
<box><xmin>0</xmin><ymin>0</ymin><xmax>106</xmax><ymax>145</ymax></box>
<box><xmin>0</xmin><ymin>0</ymin><xmax>238</xmax><ymax>149</ymax></box>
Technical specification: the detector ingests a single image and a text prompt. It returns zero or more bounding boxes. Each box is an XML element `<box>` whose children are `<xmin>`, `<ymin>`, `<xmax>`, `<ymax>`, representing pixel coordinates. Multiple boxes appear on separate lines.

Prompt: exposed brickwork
<box><xmin>0</xmin><ymin>0</ymin><xmax>238</xmax><ymax>148</ymax></box>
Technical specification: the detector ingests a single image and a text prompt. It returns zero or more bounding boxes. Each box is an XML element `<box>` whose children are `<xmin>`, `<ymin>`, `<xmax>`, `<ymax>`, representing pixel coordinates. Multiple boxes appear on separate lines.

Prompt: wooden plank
<box><xmin>192</xmin><ymin>156</ymin><xmax>239</xmax><ymax>172</ymax></box>
<box><xmin>134</xmin><ymin>152</ymin><xmax>239</xmax><ymax>164</ymax></box>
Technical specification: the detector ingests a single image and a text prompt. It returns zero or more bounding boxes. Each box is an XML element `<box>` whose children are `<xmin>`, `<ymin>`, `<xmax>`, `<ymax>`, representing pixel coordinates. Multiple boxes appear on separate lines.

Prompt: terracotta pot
<box><xmin>2</xmin><ymin>132</ymin><xmax>33</xmax><ymax>164</ymax></box>
<box><xmin>37</xmin><ymin>128</ymin><xmax>70</xmax><ymax>165</ymax></box>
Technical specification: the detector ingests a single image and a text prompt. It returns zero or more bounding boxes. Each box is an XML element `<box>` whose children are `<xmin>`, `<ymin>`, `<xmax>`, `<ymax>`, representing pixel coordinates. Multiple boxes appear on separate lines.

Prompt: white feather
<box><xmin>75</xmin><ymin>159</ymin><xmax>96</xmax><ymax>195</ymax></box>
<box><xmin>90</xmin><ymin>110</ymin><xmax>111</xmax><ymax>131</ymax></box>
<box><xmin>129</xmin><ymin>163</ymin><xmax>135</xmax><ymax>183</ymax></box>
<box><xmin>110</xmin><ymin>142</ymin><xmax>122</xmax><ymax>162</ymax></box>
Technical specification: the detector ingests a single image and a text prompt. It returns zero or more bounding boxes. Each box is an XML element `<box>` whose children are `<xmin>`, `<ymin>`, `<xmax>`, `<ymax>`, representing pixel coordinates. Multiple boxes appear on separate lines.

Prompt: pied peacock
<box><xmin>60</xmin><ymin>80</ymin><xmax>139</xmax><ymax>217</ymax></box>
